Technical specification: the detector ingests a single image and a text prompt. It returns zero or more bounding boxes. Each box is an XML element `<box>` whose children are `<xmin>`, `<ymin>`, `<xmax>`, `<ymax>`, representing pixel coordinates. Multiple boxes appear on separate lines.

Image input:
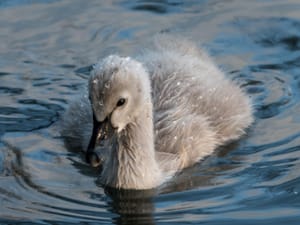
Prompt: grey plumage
<box><xmin>61</xmin><ymin>36</ymin><xmax>253</xmax><ymax>189</ymax></box>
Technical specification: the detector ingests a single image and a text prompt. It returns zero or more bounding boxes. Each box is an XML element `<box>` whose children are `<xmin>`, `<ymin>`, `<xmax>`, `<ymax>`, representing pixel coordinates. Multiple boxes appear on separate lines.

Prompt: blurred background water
<box><xmin>0</xmin><ymin>0</ymin><xmax>300</xmax><ymax>224</ymax></box>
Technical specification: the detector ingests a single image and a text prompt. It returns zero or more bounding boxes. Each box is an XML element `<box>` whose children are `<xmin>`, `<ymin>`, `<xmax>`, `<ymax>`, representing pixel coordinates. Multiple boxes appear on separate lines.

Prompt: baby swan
<box><xmin>62</xmin><ymin>37</ymin><xmax>253</xmax><ymax>189</ymax></box>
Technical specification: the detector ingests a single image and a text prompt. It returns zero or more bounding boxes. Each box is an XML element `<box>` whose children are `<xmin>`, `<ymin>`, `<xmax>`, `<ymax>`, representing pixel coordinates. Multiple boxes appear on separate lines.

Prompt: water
<box><xmin>1</xmin><ymin>0</ymin><xmax>300</xmax><ymax>224</ymax></box>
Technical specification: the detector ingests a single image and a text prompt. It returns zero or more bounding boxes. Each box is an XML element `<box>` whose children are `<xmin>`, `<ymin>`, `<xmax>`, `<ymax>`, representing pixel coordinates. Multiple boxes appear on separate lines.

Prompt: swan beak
<box><xmin>86</xmin><ymin>114</ymin><xmax>113</xmax><ymax>167</ymax></box>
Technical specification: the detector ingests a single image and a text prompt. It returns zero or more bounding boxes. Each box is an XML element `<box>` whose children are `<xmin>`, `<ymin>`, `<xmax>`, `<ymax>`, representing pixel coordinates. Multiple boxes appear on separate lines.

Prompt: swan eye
<box><xmin>116</xmin><ymin>98</ymin><xmax>126</xmax><ymax>107</ymax></box>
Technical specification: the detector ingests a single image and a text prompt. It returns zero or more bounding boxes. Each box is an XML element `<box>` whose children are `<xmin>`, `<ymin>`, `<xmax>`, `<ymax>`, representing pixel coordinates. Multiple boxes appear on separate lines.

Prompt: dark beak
<box><xmin>86</xmin><ymin>114</ymin><xmax>111</xmax><ymax>167</ymax></box>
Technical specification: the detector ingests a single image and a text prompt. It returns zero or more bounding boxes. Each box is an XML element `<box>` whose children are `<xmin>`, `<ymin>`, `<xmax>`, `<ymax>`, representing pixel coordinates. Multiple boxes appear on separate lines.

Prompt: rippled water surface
<box><xmin>1</xmin><ymin>0</ymin><xmax>300</xmax><ymax>224</ymax></box>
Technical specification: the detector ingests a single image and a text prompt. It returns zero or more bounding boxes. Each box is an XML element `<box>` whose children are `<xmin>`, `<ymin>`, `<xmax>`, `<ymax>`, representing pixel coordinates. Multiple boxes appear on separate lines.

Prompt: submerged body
<box><xmin>62</xmin><ymin>36</ymin><xmax>253</xmax><ymax>189</ymax></box>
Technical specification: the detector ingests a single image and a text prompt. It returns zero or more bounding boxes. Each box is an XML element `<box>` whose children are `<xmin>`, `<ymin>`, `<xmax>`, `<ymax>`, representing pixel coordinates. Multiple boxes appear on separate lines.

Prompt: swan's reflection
<box><xmin>104</xmin><ymin>186</ymin><xmax>157</xmax><ymax>225</ymax></box>
<box><xmin>100</xmin><ymin>144</ymin><xmax>240</xmax><ymax>225</ymax></box>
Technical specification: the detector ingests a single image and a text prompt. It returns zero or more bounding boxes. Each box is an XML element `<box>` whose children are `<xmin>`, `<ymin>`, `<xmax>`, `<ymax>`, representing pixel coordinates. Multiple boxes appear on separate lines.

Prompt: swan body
<box><xmin>61</xmin><ymin>36</ymin><xmax>253</xmax><ymax>189</ymax></box>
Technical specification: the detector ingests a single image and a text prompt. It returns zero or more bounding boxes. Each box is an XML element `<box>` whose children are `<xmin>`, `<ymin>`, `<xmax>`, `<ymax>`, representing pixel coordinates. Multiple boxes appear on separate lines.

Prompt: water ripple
<box><xmin>0</xmin><ymin>86</ymin><xmax>24</xmax><ymax>95</ymax></box>
<box><xmin>120</xmin><ymin>0</ymin><xmax>184</xmax><ymax>14</ymax></box>
<box><xmin>0</xmin><ymin>100</ymin><xmax>63</xmax><ymax>134</ymax></box>
<box><xmin>1</xmin><ymin>0</ymin><xmax>300</xmax><ymax>224</ymax></box>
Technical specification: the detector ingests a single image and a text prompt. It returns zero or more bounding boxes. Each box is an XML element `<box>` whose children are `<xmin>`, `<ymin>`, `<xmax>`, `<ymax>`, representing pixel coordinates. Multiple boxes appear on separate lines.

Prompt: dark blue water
<box><xmin>1</xmin><ymin>0</ymin><xmax>300</xmax><ymax>224</ymax></box>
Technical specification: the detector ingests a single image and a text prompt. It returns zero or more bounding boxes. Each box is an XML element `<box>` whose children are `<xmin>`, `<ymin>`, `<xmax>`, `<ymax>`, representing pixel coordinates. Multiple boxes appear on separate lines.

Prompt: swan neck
<box><xmin>101</xmin><ymin>102</ymin><xmax>162</xmax><ymax>189</ymax></box>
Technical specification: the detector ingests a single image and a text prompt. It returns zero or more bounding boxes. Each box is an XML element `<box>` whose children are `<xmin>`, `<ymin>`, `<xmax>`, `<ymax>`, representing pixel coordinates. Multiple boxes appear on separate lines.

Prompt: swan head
<box><xmin>86</xmin><ymin>55</ymin><xmax>152</xmax><ymax>165</ymax></box>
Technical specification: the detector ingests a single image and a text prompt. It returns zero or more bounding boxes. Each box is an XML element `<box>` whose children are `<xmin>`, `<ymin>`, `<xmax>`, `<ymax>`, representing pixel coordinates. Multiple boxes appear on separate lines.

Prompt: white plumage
<box><xmin>61</xmin><ymin>36</ymin><xmax>253</xmax><ymax>189</ymax></box>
